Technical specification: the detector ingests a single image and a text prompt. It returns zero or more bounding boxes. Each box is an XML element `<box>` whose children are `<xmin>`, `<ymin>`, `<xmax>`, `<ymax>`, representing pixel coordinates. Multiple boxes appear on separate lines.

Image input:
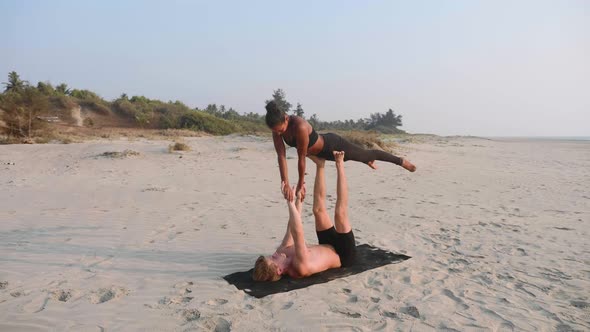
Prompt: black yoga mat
<box><xmin>223</xmin><ymin>244</ymin><xmax>410</xmax><ymax>298</ymax></box>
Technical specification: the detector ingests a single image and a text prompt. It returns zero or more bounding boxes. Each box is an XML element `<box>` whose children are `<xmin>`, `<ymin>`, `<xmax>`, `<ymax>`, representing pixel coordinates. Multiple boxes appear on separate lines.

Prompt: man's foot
<box><xmin>367</xmin><ymin>160</ymin><xmax>377</xmax><ymax>170</ymax></box>
<box><xmin>401</xmin><ymin>158</ymin><xmax>416</xmax><ymax>172</ymax></box>
<box><xmin>333</xmin><ymin>151</ymin><xmax>345</xmax><ymax>165</ymax></box>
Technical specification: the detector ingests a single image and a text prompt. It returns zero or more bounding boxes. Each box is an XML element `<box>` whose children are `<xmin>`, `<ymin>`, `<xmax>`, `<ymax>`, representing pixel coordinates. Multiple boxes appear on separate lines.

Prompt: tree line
<box><xmin>265</xmin><ymin>89</ymin><xmax>405</xmax><ymax>134</ymax></box>
<box><xmin>0</xmin><ymin>71</ymin><xmax>406</xmax><ymax>140</ymax></box>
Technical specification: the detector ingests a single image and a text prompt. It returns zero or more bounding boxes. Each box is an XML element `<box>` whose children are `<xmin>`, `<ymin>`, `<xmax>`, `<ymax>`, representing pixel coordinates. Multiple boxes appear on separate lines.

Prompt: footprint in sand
<box><xmin>442</xmin><ymin>289</ymin><xmax>469</xmax><ymax>310</ymax></box>
<box><xmin>159</xmin><ymin>296</ymin><xmax>193</xmax><ymax>305</ymax></box>
<box><xmin>570</xmin><ymin>300</ymin><xmax>589</xmax><ymax>309</ymax></box>
<box><xmin>201</xmin><ymin>317</ymin><xmax>231</xmax><ymax>332</ymax></box>
<box><xmin>173</xmin><ymin>281</ymin><xmax>194</xmax><ymax>289</ymax></box>
<box><xmin>141</xmin><ymin>186</ymin><xmax>168</xmax><ymax>192</ymax></box>
<box><xmin>23</xmin><ymin>294</ymin><xmax>50</xmax><ymax>313</ymax></box>
<box><xmin>367</xmin><ymin>276</ymin><xmax>383</xmax><ymax>291</ymax></box>
<box><xmin>206</xmin><ymin>298</ymin><xmax>228</xmax><ymax>306</ymax></box>
<box><xmin>556</xmin><ymin>323</ymin><xmax>576</xmax><ymax>332</ymax></box>
<box><xmin>89</xmin><ymin>287</ymin><xmax>129</xmax><ymax>304</ymax></box>
<box><xmin>481</xmin><ymin>308</ymin><xmax>515</xmax><ymax>330</ymax></box>
<box><xmin>0</xmin><ymin>281</ymin><xmax>7</xmax><ymax>290</ymax></box>
<box><xmin>400</xmin><ymin>306</ymin><xmax>420</xmax><ymax>318</ymax></box>
<box><xmin>50</xmin><ymin>289</ymin><xmax>73</xmax><ymax>302</ymax></box>
<box><xmin>330</xmin><ymin>307</ymin><xmax>362</xmax><ymax>318</ymax></box>
<box><xmin>178</xmin><ymin>308</ymin><xmax>201</xmax><ymax>322</ymax></box>
<box><xmin>380</xmin><ymin>310</ymin><xmax>398</xmax><ymax>319</ymax></box>
<box><xmin>154</xmin><ymin>282</ymin><xmax>195</xmax><ymax>308</ymax></box>
<box><xmin>10</xmin><ymin>290</ymin><xmax>25</xmax><ymax>298</ymax></box>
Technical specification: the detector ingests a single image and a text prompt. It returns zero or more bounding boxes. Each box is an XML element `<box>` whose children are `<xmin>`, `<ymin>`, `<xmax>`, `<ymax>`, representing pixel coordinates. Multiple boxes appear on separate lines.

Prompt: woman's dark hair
<box><xmin>265</xmin><ymin>100</ymin><xmax>286</xmax><ymax>128</ymax></box>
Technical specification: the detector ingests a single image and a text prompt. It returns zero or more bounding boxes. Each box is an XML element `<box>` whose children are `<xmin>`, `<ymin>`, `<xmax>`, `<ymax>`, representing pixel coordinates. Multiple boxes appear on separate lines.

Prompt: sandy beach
<box><xmin>0</xmin><ymin>135</ymin><xmax>588</xmax><ymax>331</ymax></box>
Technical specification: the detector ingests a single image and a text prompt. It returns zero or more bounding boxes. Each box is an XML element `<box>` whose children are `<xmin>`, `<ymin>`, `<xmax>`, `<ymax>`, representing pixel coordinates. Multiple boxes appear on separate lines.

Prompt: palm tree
<box><xmin>2</xmin><ymin>71</ymin><xmax>28</xmax><ymax>92</ymax></box>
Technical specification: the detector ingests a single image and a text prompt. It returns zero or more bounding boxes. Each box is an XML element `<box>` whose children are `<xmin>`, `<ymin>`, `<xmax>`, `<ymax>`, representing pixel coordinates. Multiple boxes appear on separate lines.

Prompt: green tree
<box><xmin>381</xmin><ymin>109</ymin><xmax>403</xmax><ymax>128</ymax></box>
<box><xmin>308</xmin><ymin>113</ymin><xmax>320</xmax><ymax>130</ymax></box>
<box><xmin>70</xmin><ymin>89</ymin><xmax>100</xmax><ymax>100</ymax></box>
<box><xmin>294</xmin><ymin>102</ymin><xmax>304</xmax><ymax>118</ymax></box>
<box><xmin>204</xmin><ymin>104</ymin><xmax>221</xmax><ymax>117</ymax></box>
<box><xmin>55</xmin><ymin>83</ymin><xmax>71</xmax><ymax>95</ymax></box>
<box><xmin>365</xmin><ymin>108</ymin><xmax>404</xmax><ymax>133</ymax></box>
<box><xmin>135</xmin><ymin>111</ymin><xmax>151</xmax><ymax>128</ymax></box>
<box><xmin>36</xmin><ymin>81</ymin><xmax>55</xmax><ymax>95</ymax></box>
<box><xmin>0</xmin><ymin>86</ymin><xmax>49</xmax><ymax>138</ymax></box>
<box><xmin>2</xmin><ymin>71</ymin><xmax>28</xmax><ymax>92</ymax></box>
<box><xmin>265</xmin><ymin>89</ymin><xmax>292</xmax><ymax>114</ymax></box>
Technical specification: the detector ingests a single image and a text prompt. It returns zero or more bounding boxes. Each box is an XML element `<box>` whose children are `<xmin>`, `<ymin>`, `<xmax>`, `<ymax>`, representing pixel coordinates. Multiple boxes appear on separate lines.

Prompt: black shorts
<box><xmin>316</xmin><ymin>226</ymin><xmax>356</xmax><ymax>267</ymax></box>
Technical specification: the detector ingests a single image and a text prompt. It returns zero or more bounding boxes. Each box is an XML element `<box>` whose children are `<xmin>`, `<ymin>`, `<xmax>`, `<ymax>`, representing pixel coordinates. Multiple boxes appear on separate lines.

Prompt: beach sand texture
<box><xmin>0</xmin><ymin>136</ymin><xmax>588</xmax><ymax>331</ymax></box>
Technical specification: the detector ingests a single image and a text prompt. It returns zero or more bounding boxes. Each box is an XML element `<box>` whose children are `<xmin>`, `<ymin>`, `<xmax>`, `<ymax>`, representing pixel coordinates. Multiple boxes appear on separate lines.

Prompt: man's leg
<box><xmin>310</xmin><ymin>156</ymin><xmax>333</xmax><ymax>231</ymax></box>
<box><xmin>333</xmin><ymin>151</ymin><xmax>352</xmax><ymax>233</ymax></box>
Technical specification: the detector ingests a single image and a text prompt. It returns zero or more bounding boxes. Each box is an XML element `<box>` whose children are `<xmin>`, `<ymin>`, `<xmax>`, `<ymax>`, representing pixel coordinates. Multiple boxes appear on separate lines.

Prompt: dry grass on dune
<box><xmin>97</xmin><ymin>150</ymin><xmax>141</xmax><ymax>158</ymax></box>
<box><xmin>168</xmin><ymin>141</ymin><xmax>191</xmax><ymax>152</ymax></box>
<box><xmin>334</xmin><ymin>130</ymin><xmax>399</xmax><ymax>152</ymax></box>
<box><xmin>4</xmin><ymin>126</ymin><xmax>209</xmax><ymax>144</ymax></box>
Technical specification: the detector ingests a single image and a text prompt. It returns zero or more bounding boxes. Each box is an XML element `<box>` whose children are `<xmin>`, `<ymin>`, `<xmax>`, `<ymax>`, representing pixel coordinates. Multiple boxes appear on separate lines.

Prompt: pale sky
<box><xmin>2</xmin><ymin>0</ymin><xmax>589</xmax><ymax>136</ymax></box>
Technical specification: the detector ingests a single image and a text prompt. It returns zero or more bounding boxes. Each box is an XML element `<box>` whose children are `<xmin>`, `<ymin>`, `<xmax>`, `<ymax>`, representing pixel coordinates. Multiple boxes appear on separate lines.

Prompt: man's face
<box><xmin>270</xmin><ymin>252</ymin><xmax>287</xmax><ymax>269</ymax></box>
<box><xmin>265</xmin><ymin>255</ymin><xmax>282</xmax><ymax>276</ymax></box>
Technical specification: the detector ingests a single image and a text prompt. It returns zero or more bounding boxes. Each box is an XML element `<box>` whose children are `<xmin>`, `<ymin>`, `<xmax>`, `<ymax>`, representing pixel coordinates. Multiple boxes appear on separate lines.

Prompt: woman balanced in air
<box><xmin>265</xmin><ymin>100</ymin><xmax>416</xmax><ymax>201</ymax></box>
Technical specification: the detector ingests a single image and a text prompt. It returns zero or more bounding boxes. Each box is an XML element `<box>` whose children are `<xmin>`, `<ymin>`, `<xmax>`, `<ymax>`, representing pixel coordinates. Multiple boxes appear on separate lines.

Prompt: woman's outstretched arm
<box><xmin>272</xmin><ymin>131</ymin><xmax>294</xmax><ymax>201</ymax></box>
<box><xmin>294</xmin><ymin>121</ymin><xmax>309</xmax><ymax>200</ymax></box>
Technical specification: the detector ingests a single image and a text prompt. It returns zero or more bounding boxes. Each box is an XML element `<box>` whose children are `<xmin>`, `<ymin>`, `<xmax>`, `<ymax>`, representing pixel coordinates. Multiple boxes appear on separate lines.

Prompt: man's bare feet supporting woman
<box><xmin>333</xmin><ymin>151</ymin><xmax>345</xmax><ymax>167</ymax></box>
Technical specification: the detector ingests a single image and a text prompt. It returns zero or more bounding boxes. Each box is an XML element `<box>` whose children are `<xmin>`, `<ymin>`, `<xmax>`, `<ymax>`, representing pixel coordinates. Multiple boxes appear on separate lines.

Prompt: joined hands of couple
<box><xmin>281</xmin><ymin>181</ymin><xmax>304</xmax><ymax>204</ymax></box>
<box><xmin>280</xmin><ymin>153</ymin><xmax>342</xmax><ymax>203</ymax></box>
<box><xmin>280</xmin><ymin>154</ymin><xmax>326</xmax><ymax>202</ymax></box>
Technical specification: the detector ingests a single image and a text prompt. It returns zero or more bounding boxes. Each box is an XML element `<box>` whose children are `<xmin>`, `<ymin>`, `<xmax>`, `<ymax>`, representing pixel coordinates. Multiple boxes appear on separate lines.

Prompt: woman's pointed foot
<box><xmin>367</xmin><ymin>160</ymin><xmax>377</xmax><ymax>170</ymax></box>
<box><xmin>401</xmin><ymin>158</ymin><xmax>416</xmax><ymax>172</ymax></box>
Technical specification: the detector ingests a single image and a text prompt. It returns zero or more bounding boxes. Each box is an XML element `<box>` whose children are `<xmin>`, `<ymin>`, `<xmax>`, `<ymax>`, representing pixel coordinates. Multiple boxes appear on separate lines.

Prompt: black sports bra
<box><xmin>283</xmin><ymin>128</ymin><xmax>319</xmax><ymax>148</ymax></box>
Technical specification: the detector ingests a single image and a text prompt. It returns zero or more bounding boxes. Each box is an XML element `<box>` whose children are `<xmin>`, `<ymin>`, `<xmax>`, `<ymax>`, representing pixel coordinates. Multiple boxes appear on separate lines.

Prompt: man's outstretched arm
<box><xmin>278</xmin><ymin>181</ymin><xmax>294</xmax><ymax>249</ymax></box>
<box><xmin>287</xmin><ymin>192</ymin><xmax>308</xmax><ymax>269</ymax></box>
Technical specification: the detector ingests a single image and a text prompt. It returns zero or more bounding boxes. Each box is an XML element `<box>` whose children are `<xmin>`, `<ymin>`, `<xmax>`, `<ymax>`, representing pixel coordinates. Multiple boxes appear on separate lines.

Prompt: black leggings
<box><xmin>316</xmin><ymin>133</ymin><xmax>403</xmax><ymax>165</ymax></box>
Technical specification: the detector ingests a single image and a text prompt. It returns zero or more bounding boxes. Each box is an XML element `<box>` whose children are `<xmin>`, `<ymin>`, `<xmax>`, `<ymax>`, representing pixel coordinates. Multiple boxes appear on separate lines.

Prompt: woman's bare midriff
<box><xmin>308</xmin><ymin>135</ymin><xmax>324</xmax><ymax>155</ymax></box>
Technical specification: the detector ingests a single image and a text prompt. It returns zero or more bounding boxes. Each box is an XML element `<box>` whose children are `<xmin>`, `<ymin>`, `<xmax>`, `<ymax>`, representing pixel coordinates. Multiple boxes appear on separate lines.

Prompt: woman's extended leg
<box><xmin>338</xmin><ymin>137</ymin><xmax>416</xmax><ymax>171</ymax></box>
<box><xmin>320</xmin><ymin>133</ymin><xmax>416</xmax><ymax>172</ymax></box>
<box><xmin>333</xmin><ymin>151</ymin><xmax>352</xmax><ymax>233</ymax></box>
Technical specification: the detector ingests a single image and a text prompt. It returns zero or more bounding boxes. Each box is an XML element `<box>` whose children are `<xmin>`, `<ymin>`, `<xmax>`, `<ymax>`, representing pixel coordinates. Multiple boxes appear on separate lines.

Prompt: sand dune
<box><xmin>0</xmin><ymin>135</ymin><xmax>588</xmax><ymax>331</ymax></box>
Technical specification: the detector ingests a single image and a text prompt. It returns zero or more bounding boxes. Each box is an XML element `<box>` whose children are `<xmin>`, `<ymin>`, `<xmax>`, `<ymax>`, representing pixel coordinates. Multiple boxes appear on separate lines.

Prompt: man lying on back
<box><xmin>253</xmin><ymin>151</ymin><xmax>356</xmax><ymax>281</ymax></box>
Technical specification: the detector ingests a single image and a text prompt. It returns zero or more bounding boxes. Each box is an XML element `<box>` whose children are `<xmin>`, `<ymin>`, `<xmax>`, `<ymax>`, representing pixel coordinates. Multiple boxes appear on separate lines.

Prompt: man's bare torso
<box><xmin>277</xmin><ymin>244</ymin><xmax>341</xmax><ymax>278</ymax></box>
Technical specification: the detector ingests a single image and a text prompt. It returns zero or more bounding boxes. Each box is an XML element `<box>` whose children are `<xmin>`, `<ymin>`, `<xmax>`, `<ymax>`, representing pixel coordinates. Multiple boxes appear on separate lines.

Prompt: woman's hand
<box><xmin>281</xmin><ymin>181</ymin><xmax>295</xmax><ymax>201</ymax></box>
<box><xmin>295</xmin><ymin>182</ymin><xmax>306</xmax><ymax>201</ymax></box>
